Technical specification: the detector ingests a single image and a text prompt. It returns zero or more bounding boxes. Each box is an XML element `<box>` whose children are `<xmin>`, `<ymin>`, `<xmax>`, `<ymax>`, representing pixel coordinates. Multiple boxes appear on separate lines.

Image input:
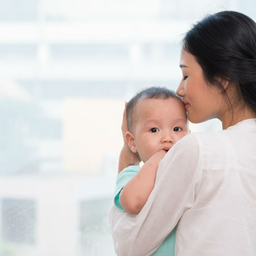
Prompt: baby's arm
<box><xmin>119</xmin><ymin>150</ymin><xmax>166</xmax><ymax>215</ymax></box>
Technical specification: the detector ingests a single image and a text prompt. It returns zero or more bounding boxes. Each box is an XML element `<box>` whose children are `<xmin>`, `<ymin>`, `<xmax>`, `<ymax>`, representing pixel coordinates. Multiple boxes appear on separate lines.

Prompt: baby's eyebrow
<box><xmin>144</xmin><ymin>119</ymin><xmax>158</xmax><ymax>124</ymax></box>
<box><xmin>143</xmin><ymin>119</ymin><xmax>161</xmax><ymax>127</ymax></box>
<box><xmin>173</xmin><ymin>118</ymin><xmax>188</xmax><ymax>123</ymax></box>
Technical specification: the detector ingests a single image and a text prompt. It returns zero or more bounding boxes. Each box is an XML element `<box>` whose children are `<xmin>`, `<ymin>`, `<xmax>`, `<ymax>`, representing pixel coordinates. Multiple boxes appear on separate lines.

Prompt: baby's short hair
<box><xmin>126</xmin><ymin>87</ymin><xmax>180</xmax><ymax>131</ymax></box>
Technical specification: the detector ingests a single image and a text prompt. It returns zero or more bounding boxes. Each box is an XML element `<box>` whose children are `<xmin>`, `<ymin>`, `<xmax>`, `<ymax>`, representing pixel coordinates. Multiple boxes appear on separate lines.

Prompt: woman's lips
<box><xmin>184</xmin><ymin>103</ymin><xmax>190</xmax><ymax>110</ymax></box>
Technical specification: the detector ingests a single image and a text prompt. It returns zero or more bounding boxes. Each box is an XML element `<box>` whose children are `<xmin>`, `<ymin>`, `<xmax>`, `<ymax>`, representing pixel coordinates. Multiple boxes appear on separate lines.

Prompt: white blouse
<box><xmin>109</xmin><ymin>118</ymin><xmax>256</xmax><ymax>256</ymax></box>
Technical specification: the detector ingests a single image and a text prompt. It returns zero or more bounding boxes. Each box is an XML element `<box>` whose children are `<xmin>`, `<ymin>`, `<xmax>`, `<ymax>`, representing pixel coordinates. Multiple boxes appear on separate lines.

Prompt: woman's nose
<box><xmin>176</xmin><ymin>81</ymin><xmax>184</xmax><ymax>97</ymax></box>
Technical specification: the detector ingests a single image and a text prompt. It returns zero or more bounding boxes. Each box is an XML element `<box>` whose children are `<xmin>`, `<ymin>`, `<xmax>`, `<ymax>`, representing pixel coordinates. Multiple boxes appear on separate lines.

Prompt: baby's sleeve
<box><xmin>114</xmin><ymin>165</ymin><xmax>140</xmax><ymax>211</ymax></box>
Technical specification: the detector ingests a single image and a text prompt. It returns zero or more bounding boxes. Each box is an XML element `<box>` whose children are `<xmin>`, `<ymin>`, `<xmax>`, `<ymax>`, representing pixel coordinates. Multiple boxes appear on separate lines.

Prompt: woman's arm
<box><xmin>119</xmin><ymin>150</ymin><xmax>166</xmax><ymax>215</ymax></box>
<box><xmin>118</xmin><ymin>146</ymin><xmax>140</xmax><ymax>173</ymax></box>
<box><xmin>110</xmin><ymin>134</ymin><xmax>202</xmax><ymax>256</ymax></box>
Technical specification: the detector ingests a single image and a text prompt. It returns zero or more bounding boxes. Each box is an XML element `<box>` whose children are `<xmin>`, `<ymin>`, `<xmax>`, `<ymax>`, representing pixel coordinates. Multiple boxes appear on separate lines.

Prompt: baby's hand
<box><xmin>152</xmin><ymin>150</ymin><xmax>167</xmax><ymax>162</ymax></box>
<box><xmin>146</xmin><ymin>150</ymin><xmax>166</xmax><ymax>167</ymax></box>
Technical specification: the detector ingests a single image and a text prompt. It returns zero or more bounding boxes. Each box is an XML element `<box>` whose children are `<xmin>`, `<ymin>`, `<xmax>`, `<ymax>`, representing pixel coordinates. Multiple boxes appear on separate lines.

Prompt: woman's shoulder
<box><xmin>175</xmin><ymin>130</ymin><xmax>220</xmax><ymax>147</ymax></box>
<box><xmin>180</xmin><ymin>130</ymin><xmax>232</xmax><ymax>168</ymax></box>
<box><xmin>183</xmin><ymin>130</ymin><xmax>223</xmax><ymax>145</ymax></box>
<box><xmin>172</xmin><ymin>130</ymin><xmax>224</xmax><ymax>158</ymax></box>
<box><xmin>166</xmin><ymin>132</ymin><xmax>202</xmax><ymax>160</ymax></box>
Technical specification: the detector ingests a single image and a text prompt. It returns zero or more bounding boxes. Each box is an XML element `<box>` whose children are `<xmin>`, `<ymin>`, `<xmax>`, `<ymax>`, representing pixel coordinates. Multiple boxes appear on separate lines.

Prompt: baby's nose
<box><xmin>162</xmin><ymin>132</ymin><xmax>173</xmax><ymax>143</ymax></box>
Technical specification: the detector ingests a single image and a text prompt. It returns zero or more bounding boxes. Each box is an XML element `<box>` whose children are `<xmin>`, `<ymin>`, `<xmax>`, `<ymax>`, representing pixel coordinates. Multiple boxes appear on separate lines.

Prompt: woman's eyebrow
<box><xmin>179</xmin><ymin>64</ymin><xmax>188</xmax><ymax>68</ymax></box>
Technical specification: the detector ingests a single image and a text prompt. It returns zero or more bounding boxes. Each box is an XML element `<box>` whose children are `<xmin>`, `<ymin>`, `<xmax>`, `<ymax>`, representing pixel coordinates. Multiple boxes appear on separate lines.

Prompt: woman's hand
<box><xmin>121</xmin><ymin>102</ymin><xmax>129</xmax><ymax>150</ymax></box>
<box><xmin>118</xmin><ymin>103</ymin><xmax>141</xmax><ymax>173</ymax></box>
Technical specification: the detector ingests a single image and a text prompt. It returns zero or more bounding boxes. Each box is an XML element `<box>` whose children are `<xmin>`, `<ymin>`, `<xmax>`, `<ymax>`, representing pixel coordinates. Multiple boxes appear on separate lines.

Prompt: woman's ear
<box><xmin>218</xmin><ymin>77</ymin><xmax>230</xmax><ymax>93</ymax></box>
<box><xmin>125</xmin><ymin>131</ymin><xmax>137</xmax><ymax>153</ymax></box>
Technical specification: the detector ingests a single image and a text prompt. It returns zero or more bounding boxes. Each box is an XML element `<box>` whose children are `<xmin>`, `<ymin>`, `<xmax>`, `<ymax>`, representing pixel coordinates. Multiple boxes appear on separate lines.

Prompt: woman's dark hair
<box><xmin>182</xmin><ymin>11</ymin><xmax>256</xmax><ymax>114</ymax></box>
<box><xmin>126</xmin><ymin>87</ymin><xmax>180</xmax><ymax>131</ymax></box>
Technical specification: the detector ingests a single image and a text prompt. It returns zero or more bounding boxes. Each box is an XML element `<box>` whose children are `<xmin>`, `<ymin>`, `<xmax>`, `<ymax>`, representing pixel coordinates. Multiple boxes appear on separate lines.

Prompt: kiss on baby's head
<box><xmin>126</xmin><ymin>87</ymin><xmax>186</xmax><ymax>132</ymax></box>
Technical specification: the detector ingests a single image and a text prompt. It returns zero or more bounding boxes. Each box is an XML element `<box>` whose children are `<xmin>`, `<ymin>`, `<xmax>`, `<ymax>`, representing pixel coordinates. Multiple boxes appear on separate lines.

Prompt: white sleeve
<box><xmin>109</xmin><ymin>134</ymin><xmax>203</xmax><ymax>256</ymax></box>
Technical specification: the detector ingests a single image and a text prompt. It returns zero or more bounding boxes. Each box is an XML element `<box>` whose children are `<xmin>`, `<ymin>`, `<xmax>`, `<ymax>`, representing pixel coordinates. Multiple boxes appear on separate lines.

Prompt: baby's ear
<box><xmin>125</xmin><ymin>131</ymin><xmax>137</xmax><ymax>153</ymax></box>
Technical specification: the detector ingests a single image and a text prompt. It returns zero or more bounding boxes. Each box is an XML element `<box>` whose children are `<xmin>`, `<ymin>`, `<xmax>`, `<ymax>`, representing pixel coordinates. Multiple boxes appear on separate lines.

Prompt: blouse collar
<box><xmin>227</xmin><ymin>118</ymin><xmax>256</xmax><ymax>131</ymax></box>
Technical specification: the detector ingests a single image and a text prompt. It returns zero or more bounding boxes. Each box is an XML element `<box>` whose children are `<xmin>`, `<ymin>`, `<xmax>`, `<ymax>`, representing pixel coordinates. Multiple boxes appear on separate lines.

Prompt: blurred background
<box><xmin>0</xmin><ymin>0</ymin><xmax>255</xmax><ymax>255</ymax></box>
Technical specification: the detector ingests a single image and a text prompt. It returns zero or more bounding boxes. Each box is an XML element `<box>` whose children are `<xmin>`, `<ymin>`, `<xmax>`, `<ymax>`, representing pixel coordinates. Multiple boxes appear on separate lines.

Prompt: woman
<box><xmin>109</xmin><ymin>11</ymin><xmax>256</xmax><ymax>256</ymax></box>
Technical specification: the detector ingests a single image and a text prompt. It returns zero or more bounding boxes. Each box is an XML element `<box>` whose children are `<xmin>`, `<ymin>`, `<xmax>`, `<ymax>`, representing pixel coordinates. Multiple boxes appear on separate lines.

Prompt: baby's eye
<box><xmin>173</xmin><ymin>127</ymin><xmax>182</xmax><ymax>132</ymax></box>
<box><xmin>150</xmin><ymin>127</ymin><xmax>159</xmax><ymax>133</ymax></box>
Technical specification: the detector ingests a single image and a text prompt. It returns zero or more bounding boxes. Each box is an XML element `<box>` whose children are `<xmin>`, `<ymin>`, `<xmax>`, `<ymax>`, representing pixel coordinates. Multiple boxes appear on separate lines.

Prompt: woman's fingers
<box><xmin>121</xmin><ymin>102</ymin><xmax>128</xmax><ymax>138</ymax></box>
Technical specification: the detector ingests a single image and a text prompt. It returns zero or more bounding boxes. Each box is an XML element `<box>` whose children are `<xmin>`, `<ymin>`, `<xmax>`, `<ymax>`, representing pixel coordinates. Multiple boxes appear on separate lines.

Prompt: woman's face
<box><xmin>176</xmin><ymin>49</ymin><xmax>225</xmax><ymax>124</ymax></box>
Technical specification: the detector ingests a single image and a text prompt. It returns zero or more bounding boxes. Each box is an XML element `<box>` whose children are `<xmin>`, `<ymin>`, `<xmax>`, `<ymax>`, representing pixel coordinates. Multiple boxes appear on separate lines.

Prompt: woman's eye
<box><xmin>183</xmin><ymin>76</ymin><xmax>188</xmax><ymax>80</ymax></box>
<box><xmin>150</xmin><ymin>128</ymin><xmax>159</xmax><ymax>133</ymax></box>
<box><xmin>173</xmin><ymin>127</ymin><xmax>182</xmax><ymax>132</ymax></box>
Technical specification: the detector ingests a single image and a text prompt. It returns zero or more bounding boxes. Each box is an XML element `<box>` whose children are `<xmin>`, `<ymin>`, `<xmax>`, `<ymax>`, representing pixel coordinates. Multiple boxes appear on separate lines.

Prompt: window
<box><xmin>0</xmin><ymin>0</ymin><xmax>38</xmax><ymax>22</ymax></box>
<box><xmin>79</xmin><ymin>198</ymin><xmax>114</xmax><ymax>256</ymax></box>
<box><xmin>2</xmin><ymin>199</ymin><xmax>36</xmax><ymax>244</ymax></box>
<box><xmin>0</xmin><ymin>0</ymin><xmax>253</xmax><ymax>255</ymax></box>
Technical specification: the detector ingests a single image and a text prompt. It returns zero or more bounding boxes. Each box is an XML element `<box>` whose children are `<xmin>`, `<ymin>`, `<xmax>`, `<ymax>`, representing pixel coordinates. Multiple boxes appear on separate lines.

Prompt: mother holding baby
<box><xmin>109</xmin><ymin>11</ymin><xmax>256</xmax><ymax>256</ymax></box>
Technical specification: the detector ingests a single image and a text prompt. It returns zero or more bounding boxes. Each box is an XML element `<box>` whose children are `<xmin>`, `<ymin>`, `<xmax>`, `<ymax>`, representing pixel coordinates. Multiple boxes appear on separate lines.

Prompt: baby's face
<box><xmin>132</xmin><ymin>98</ymin><xmax>189</xmax><ymax>162</ymax></box>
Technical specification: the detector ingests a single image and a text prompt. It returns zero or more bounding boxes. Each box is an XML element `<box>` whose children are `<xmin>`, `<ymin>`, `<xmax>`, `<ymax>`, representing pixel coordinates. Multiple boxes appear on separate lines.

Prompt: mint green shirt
<box><xmin>114</xmin><ymin>165</ymin><xmax>176</xmax><ymax>256</ymax></box>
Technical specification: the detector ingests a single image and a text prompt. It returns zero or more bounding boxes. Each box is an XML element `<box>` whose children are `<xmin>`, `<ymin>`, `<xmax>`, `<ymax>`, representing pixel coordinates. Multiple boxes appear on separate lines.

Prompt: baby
<box><xmin>114</xmin><ymin>87</ymin><xmax>189</xmax><ymax>255</ymax></box>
